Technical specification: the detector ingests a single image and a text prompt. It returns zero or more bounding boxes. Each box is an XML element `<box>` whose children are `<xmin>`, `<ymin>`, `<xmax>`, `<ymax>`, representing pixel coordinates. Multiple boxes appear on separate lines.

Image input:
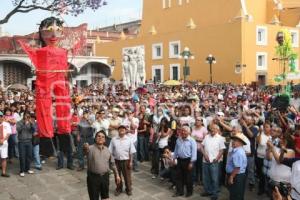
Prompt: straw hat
<box><xmin>231</xmin><ymin>133</ymin><xmax>247</xmax><ymax>145</ymax></box>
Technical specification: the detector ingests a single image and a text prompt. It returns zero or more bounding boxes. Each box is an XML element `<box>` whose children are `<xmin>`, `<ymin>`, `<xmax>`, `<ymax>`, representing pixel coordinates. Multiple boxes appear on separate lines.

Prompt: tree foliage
<box><xmin>0</xmin><ymin>0</ymin><xmax>108</xmax><ymax>25</ymax></box>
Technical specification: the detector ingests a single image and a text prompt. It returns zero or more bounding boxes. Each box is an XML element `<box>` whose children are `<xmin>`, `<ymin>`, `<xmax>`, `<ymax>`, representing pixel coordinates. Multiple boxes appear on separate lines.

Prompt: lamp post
<box><xmin>179</xmin><ymin>47</ymin><xmax>194</xmax><ymax>83</ymax></box>
<box><xmin>206</xmin><ymin>54</ymin><xmax>216</xmax><ymax>84</ymax></box>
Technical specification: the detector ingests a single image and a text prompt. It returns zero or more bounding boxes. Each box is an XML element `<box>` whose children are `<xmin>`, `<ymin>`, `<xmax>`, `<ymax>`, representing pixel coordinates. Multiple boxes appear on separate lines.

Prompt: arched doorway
<box><xmin>0</xmin><ymin>60</ymin><xmax>33</xmax><ymax>87</ymax></box>
<box><xmin>75</xmin><ymin>62</ymin><xmax>111</xmax><ymax>86</ymax></box>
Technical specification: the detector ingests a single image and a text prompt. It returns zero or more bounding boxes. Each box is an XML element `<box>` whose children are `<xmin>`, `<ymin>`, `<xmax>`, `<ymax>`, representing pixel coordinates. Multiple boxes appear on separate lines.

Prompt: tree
<box><xmin>0</xmin><ymin>0</ymin><xmax>108</xmax><ymax>25</ymax></box>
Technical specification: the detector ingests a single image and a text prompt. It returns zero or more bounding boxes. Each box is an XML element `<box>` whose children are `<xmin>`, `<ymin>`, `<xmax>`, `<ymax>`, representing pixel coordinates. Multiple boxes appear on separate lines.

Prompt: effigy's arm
<box><xmin>17</xmin><ymin>40</ymin><xmax>38</xmax><ymax>67</ymax></box>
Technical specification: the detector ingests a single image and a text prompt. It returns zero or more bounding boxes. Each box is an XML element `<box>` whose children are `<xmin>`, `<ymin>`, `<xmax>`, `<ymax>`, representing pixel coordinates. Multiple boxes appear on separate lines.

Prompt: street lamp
<box><xmin>206</xmin><ymin>54</ymin><xmax>216</xmax><ymax>84</ymax></box>
<box><xmin>179</xmin><ymin>47</ymin><xmax>194</xmax><ymax>82</ymax></box>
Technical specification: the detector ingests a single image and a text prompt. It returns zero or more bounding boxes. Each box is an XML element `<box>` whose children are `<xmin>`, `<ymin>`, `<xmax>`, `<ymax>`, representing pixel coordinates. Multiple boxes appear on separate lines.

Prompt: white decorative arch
<box><xmin>0</xmin><ymin>56</ymin><xmax>34</xmax><ymax>70</ymax></box>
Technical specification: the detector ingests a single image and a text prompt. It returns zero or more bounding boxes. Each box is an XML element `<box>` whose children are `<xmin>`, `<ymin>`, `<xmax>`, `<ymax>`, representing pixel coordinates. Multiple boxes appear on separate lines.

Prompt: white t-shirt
<box><xmin>158</xmin><ymin>135</ymin><xmax>169</xmax><ymax>149</ymax></box>
<box><xmin>257</xmin><ymin>132</ymin><xmax>271</xmax><ymax>158</ymax></box>
<box><xmin>0</xmin><ymin>121</ymin><xmax>12</xmax><ymax>146</ymax></box>
<box><xmin>268</xmin><ymin>147</ymin><xmax>292</xmax><ymax>183</ymax></box>
<box><xmin>92</xmin><ymin>119</ymin><xmax>110</xmax><ymax>137</ymax></box>
<box><xmin>202</xmin><ymin>134</ymin><xmax>226</xmax><ymax>163</ymax></box>
<box><xmin>180</xmin><ymin>116</ymin><xmax>195</xmax><ymax>127</ymax></box>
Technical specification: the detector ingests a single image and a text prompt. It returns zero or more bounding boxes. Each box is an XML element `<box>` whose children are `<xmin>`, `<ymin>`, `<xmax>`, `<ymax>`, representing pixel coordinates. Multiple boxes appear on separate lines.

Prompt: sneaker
<box><xmin>41</xmin><ymin>160</ymin><xmax>46</xmax><ymax>164</ymax></box>
<box><xmin>20</xmin><ymin>172</ymin><xmax>25</xmax><ymax>177</ymax></box>
<box><xmin>27</xmin><ymin>170</ymin><xmax>34</xmax><ymax>174</ymax></box>
<box><xmin>35</xmin><ymin>167</ymin><xmax>42</xmax><ymax>171</ymax></box>
<box><xmin>152</xmin><ymin>175</ymin><xmax>157</xmax><ymax>179</ymax></box>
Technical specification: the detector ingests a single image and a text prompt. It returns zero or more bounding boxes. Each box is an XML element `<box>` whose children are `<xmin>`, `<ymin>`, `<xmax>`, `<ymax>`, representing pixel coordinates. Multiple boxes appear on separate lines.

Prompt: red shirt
<box><xmin>71</xmin><ymin>115</ymin><xmax>80</xmax><ymax>131</ymax></box>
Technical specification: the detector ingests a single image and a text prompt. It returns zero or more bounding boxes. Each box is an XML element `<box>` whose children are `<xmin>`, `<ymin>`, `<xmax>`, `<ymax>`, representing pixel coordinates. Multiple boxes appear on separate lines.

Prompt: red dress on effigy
<box><xmin>19</xmin><ymin>41</ymin><xmax>72</xmax><ymax>155</ymax></box>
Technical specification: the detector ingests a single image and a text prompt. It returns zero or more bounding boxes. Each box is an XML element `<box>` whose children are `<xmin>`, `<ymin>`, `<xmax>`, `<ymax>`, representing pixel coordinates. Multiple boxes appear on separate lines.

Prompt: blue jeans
<box><xmin>32</xmin><ymin>144</ymin><xmax>42</xmax><ymax>168</ymax></box>
<box><xmin>18</xmin><ymin>141</ymin><xmax>32</xmax><ymax>173</ymax></box>
<box><xmin>77</xmin><ymin>137</ymin><xmax>94</xmax><ymax>168</ymax></box>
<box><xmin>133</xmin><ymin>141</ymin><xmax>139</xmax><ymax>170</ymax></box>
<box><xmin>137</xmin><ymin>135</ymin><xmax>147</xmax><ymax>161</ymax></box>
<box><xmin>203</xmin><ymin>162</ymin><xmax>220</xmax><ymax>198</ymax></box>
<box><xmin>8</xmin><ymin>134</ymin><xmax>18</xmax><ymax>158</ymax></box>
<box><xmin>57</xmin><ymin>148</ymin><xmax>73</xmax><ymax>168</ymax></box>
<box><xmin>192</xmin><ymin>150</ymin><xmax>203</xmax><ymax>183</ymax></box>
<box><xmin>247</xmin><ymin>156</ymin><xmax>255</xmax><ymax>185</ymax></box>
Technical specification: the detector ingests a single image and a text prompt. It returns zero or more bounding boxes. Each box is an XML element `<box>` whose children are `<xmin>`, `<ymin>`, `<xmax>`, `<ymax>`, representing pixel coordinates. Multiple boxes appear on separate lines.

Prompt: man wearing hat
<box><xmin>226</xmin><ymin>133</ymin><xmax>248</xmax><ymax>200</ymax></box>
<box><xmin>109</xmin><ymin>124</ymin><xmax>136</xmax><ymax>196</ymax></box>
<box><xmin>0</xmin><ymin>111</ymin><xmax>12</xmax><ymax>177</ymax></box>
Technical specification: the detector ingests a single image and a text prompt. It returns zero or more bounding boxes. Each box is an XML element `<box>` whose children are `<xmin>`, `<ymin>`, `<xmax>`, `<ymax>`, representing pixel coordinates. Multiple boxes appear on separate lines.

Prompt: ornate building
<box><xmin>96</xmin><ymin>0</ymin><xmax>300</xmax><ymax>85</ymax></box>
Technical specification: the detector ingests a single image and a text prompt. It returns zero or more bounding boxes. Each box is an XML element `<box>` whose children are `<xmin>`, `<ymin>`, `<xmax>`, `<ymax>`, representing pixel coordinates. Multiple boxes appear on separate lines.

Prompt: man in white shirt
<box><xmin>0</xmin><ymin>111</ymin><xmax>12</xmax><ymax>177</ymax></box>
<box><xmin>92</xmin><ymin>110</ymin><xmax>110</xmax><ymax>138</ymax></box>
<box><xmin>122</xmin><ymin>110</ymin><xmax>139</xmax><ymax>171</ymax></box>
<box><xmin>200</xmin><ymin>124</ymin><xmax>226</xmax><ymax>200</ymax></box>
<box><xmin>109</xmin><ymin>125</ymin><xmax>136</xmax><ymax>196</ymax></box>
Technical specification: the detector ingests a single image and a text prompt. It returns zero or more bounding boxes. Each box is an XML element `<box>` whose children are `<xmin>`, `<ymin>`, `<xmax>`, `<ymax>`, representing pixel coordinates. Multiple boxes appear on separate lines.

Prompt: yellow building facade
<box><xmin>96</xmin><ymin>0</ymin><xmax>300</xmax><ymax>85</ymax></box>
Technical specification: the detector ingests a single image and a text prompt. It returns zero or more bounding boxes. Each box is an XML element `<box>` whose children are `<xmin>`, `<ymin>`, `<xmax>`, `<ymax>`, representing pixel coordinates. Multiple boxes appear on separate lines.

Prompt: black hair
<box><xmin>39</xmin><ymin>17</ymin><xmax>63</xmax><ymax>47</ymax></box>
<box><xmin>94</xmin><ymin>130</ymin><xmax>106</xmax><ymax>141</ymax></box>
<box><xmin>162</xmin><ymin>146</ymin><xmax>170</xmax><ymax>153</ymax></box>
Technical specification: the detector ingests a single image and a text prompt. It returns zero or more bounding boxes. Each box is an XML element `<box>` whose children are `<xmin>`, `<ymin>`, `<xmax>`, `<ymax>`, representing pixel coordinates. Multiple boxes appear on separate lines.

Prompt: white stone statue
<box><xmin>122</xmin><ymin>55</ymin><xmax>131</xmax><ymax>89</ymax></box>
<box><xmin>128</xmin><ymin>50</ymin><xmax>138</xmax><ymax>90</ymax></box>
<box><xmin>136</xmin><ymin>47</ymin><xmax>146</xmax><ymax>86</ymax></box>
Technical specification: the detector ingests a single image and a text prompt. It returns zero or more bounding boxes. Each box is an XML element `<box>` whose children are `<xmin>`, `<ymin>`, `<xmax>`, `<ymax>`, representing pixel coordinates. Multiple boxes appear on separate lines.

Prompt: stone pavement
<box><xmin>0</xmin><ymin>158</ymin><xmax>269</xmax><ymax>200</ymax></box>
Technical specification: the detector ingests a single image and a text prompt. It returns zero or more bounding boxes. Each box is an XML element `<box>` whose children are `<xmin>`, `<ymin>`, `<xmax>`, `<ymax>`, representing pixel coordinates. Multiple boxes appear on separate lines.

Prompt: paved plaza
<box><xmin>0</xmin><ymin>158</ymin><xmax>269</xmax><ymax>200</ymax></box>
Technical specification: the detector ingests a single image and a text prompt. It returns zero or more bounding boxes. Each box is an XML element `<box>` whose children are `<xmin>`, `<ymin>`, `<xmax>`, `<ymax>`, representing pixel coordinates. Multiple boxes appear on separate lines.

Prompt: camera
<box><xmin>269</xmin><ymin>181</ymin><xmax>290</xmax><ymax>198</ymax></box>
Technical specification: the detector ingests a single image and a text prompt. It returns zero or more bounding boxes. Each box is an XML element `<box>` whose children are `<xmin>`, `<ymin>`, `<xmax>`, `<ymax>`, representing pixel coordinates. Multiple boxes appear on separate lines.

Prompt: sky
<box><xmin>0</xmin><ymin>0</ymin><xmax>143</xmax><ymax>35</ymax></box>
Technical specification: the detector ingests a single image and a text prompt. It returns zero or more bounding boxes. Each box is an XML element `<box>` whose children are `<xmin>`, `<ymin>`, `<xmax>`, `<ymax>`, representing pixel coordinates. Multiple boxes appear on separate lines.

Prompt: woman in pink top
<box><xmin>191</xmin><ymin>116</ymin><xmax>208</xmax><ymax>184</ymax></box>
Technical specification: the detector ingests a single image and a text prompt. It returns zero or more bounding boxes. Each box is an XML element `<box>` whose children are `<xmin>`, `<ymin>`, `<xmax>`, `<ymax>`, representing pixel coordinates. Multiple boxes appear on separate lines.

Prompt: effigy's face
<box><xmin>41</xmin><ymin>21</ymin><xmax>63</xmax><ymax>47</ymax></box>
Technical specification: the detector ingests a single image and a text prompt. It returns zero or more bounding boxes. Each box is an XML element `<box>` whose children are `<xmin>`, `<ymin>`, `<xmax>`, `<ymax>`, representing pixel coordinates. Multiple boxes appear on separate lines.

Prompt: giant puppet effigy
<box><xmin>272</xmin><ymin>29</ymin><xmax>298</xmax><ymax>111</ymax></box>
<box><xmin>18</xmin><ymin>17</ymin><xmax>78</xmax><ymax>156</ymax></box>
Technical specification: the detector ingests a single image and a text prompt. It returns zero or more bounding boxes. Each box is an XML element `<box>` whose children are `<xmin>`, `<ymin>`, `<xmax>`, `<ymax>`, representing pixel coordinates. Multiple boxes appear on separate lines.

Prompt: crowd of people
<box><xmin>0</xmin><ymin>81</ymin><xmax>300</xmax><ymax>200</ymax></box>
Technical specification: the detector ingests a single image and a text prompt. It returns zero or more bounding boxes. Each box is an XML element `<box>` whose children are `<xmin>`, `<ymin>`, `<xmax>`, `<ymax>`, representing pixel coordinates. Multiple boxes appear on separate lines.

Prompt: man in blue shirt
<box><xmin>173</xmin><ymin>125</ymin><xmax>197</xmax><ymax>197</ymax></box>
<box><xmin>226</xmin><ymin>133</ymin><xmax>248</xmax><ymax>200</ymax></box>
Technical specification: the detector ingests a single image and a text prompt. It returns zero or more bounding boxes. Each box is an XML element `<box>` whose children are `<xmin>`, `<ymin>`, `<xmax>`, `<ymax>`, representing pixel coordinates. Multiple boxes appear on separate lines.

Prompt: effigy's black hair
<box><xmin>38</xmin><ymin>17</ymin><xmax>64</xmax><ymax>47</ymax></box>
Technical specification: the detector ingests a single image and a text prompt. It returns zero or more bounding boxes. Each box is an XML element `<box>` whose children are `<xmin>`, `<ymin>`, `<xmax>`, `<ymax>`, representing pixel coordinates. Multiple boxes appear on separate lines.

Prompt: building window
<box><xmin>290</xmin><ymin>30</ymin><xmax>299</xmax><ymax>48</ymax></box>
<box><xmin>256</xmin><ymin>26</ymin><xmax>267</xmax><ymax>46</ymax></box>
<box><xmin>152</xmin><ymin>65</ymin><xmax>164</xmax><ymax>83</ymax></box>
<box><xmin>152</xmin><ymin>43</ymin><xmax>163</xmax><ymax>59</ymax></box>
<box><xmin>162</xmin><ymin>0</ymin><xmax>171</xmax><ymax>9</ymax></box>
<box><xmin>169</xmin><ymin>41</ymin><xmax>181</xmax><ymax>58</ymax></box>
<box><xmin>170</xmin><ymin>64</ymin><xmax>180</xmax><ymax>80</ymax></box>
<box><xmin>256</xmin><ymin>52</ymin><xmax>268</xmax><ymax>71</ymax></box>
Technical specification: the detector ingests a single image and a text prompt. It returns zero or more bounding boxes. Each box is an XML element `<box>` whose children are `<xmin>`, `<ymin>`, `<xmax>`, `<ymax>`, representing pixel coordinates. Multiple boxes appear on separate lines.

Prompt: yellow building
<box><xmin>96</xmin><ymin>0</ymin><xmax>300</xmax><ymax>85</ymax></box>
